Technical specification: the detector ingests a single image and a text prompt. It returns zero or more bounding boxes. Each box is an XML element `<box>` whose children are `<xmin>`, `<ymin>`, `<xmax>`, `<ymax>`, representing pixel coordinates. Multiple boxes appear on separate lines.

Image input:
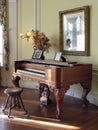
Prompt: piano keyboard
<box><xmin>17</xmin><ymin>68</ymin><xmax>45</xmax><ymax>78</ymax></box>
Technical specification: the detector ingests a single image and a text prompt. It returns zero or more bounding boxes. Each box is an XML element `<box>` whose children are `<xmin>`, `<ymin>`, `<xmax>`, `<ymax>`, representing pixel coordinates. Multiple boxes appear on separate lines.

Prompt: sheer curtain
<box><xmin>0</xmin><ymin>0</ymin><xmax>9</xmax><ymax>70</ymax></box>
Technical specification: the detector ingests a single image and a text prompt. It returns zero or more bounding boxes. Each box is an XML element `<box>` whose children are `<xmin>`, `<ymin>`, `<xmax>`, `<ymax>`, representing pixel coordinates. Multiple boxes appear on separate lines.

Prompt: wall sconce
<box><xmin>20</xmin><ymin>31</ymin><xmax>33</xmax><ymax>41</ymax></box>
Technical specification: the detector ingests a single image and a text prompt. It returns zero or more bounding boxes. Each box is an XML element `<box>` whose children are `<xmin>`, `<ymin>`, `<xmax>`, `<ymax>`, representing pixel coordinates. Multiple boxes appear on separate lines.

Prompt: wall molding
<box><xmin>9</xmin><ymin>0</ymin><xmax>16</xmax><ymax>3</ymax></box>
<box><xmin>17</xmin><ymin>0</ymin><xmax>22</xmax><ymax>60</ymax></box>
<box><xmin>92</xmin><ymin>67</ymin><xmax>98</xmax><ymax>82</ymax></box>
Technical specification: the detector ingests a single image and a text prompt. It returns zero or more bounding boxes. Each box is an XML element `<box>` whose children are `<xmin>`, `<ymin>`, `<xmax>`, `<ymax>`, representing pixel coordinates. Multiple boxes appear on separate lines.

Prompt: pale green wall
<box><xmin>20</xmin><ymin>0</ymin><xmax>98</xmax><ymax>105</ymax></box>
<box><xmin>21</xmin><ymin>0</ymin><xmax>35</xmax><ymax>59</ymax></box>
<box><xmin>21</xmin><ymin>0</ymin><xmax>98</xmax><ymax>69</ymax></box>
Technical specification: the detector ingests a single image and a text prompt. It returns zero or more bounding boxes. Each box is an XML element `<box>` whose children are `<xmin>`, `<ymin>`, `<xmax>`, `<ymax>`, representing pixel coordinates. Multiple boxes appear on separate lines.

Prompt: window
<box><xmin>0</xmin><ymin>25</ymin><xmax>4</xmax><ymax>67</ymax></box>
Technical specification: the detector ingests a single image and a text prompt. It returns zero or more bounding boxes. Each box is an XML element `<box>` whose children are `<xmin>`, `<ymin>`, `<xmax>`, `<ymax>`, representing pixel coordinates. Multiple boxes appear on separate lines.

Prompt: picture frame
<box><xmin>54</xmin><ymin>52</ymin><xmax>62</xmax><ymax>61</ymax></box>
<box><xmin>59</xmin><ymin>6</ymin><xmax>90</xmax><ymax>56</ymax></box>
<box><xmin>32</xmin><ymin>50</ymin><xmax>43</xmax><ymax>59</ymax></box>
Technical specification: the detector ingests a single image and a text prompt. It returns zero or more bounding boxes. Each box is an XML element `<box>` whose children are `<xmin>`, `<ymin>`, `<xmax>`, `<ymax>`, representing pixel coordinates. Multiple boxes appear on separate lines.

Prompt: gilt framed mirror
<box><xmin>59</xmin><ymin>6</ymin><xmax>90</xmax><ymax>56</ymax></box>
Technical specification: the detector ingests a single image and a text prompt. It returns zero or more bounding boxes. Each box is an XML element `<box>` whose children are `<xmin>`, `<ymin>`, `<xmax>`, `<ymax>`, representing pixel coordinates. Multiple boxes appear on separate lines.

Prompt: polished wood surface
<box><xmin>0</xmin><ymin>87</ymin><xmax>98</xmax><ymax>130</ymax></box>
<box><xmin>12</xmin><ymin>59</ymin><xmax>92</xmax><ymax>118</ymax></box>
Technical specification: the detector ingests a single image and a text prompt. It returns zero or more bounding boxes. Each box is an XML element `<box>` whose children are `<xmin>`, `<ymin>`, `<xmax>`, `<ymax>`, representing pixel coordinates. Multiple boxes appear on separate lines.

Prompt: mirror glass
<box><xmin>59</xmin><ymin>6</ymin><xmax>90</xmax><ymax>56</ymax></box>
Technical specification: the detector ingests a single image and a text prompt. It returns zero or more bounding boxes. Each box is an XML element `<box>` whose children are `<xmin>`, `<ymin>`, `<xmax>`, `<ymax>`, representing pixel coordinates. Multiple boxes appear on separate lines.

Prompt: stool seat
<box><xmin>4</xmin><ymin>87</ymin><xmax>23</xmax><ymax>96</ymax></box>
<box><xmin>2</xmin><ymin>87</ymin><xmax>27</xmax><ymax>117</ymax></box>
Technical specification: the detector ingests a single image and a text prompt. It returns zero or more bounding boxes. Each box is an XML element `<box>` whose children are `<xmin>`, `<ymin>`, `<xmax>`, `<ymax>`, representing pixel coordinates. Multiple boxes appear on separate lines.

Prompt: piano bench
<box><xmin>2</xmin><ymin>87</ymin><xmax>27</xmax><ymax>118</ymax></box>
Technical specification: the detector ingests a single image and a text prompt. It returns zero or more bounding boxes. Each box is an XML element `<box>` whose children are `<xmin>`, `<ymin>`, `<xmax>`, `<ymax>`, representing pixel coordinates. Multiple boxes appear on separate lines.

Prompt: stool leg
<box><xmin>12</xmin><ymin>96</ymin><xmax>20</xmax><ymax>108</ymax></box>
<box><xmin>8</xmin><ymin>96</ymin><xmax>13</xmax><ymax>118</ymax></box>
<box><xmin>2</xmin><ymin>96</ymin><xmax>10</xmax><ymax>111</ymax></box>
<box><xmin>18</xmin><ymin>95</ymin><xmax>27</xmax><ymax>113</ymax></box>
<box><xmin>13</xmin><ymin>96</ymin><xmax>16</xmax><ymax>107</ymax></box>
<box><xmin>16</xmin><ymin>96</ymin><xmax>21</xmax><ymax>108</ymax></box>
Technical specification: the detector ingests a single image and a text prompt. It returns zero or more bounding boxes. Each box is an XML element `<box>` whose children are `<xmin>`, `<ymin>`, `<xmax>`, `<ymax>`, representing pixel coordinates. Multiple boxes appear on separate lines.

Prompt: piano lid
<box><xmin>15</xmin><ymin>59</ymin><xmax>81</xmax><ymax>67</ymax></box>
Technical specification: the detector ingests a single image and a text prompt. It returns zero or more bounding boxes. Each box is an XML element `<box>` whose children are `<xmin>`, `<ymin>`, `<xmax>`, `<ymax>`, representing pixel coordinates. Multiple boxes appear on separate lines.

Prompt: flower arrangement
<box><xmin>32</xmin><ymin>30</ymin><xmax>51</xmax><ymax>52</ymax></box>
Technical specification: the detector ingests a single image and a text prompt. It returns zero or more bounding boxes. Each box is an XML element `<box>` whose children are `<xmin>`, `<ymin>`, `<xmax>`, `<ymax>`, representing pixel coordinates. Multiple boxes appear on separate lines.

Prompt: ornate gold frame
<box><xmin>59</xmin><ymin>6</ymin><xmax>90</xmax><ymax>56</ymax></box>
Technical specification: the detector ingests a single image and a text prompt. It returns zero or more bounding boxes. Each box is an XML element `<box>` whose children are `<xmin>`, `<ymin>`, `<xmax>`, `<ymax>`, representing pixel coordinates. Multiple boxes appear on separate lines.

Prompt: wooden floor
<box><xmin>0</xmin><ymin>87</ymin><xmax>98</xmax><ymax>130</ymax></box>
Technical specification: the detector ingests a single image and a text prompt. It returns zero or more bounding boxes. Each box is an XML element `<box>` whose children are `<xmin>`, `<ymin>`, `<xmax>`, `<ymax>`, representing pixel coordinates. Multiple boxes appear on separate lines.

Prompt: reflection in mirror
<box><xmin>59</xmin><ymin>6</ymin><xmax>90</xmax><ymax>56</ymax></box>
<box><xmin>64</xmin><ymin>12</ymin><xmax>85</xmax><ymax>51</ymax></box>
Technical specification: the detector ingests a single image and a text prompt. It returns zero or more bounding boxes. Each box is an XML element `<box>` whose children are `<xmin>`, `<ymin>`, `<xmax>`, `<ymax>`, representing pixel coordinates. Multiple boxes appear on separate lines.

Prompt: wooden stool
<box><xmin>2</xmin><ymin>87</ymin><xmax>27</xmax><ymax>117</ymax></box>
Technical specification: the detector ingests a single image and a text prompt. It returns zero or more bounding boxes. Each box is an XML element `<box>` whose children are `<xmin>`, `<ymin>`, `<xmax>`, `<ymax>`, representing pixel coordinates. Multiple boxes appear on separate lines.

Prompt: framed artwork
<box><xmin>32</xmin><ymin>50</ymin><xmax>43</xmax><ymax>59</ymax></box>
<box><xmin>59</xmin><ymin>6</ymin><xmax>90</xmax><ymax>56</ymax></box>
<box><xmin>54</xmin><ymin>52</ymin><xmax>62</xmax><ymax>61</ymax></box>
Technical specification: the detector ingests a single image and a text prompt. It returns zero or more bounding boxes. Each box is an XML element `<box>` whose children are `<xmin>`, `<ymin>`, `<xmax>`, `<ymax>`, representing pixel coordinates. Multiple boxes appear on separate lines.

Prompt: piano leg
<box><xmin>80</xmin><ymin>80</ymin><xmax>91</xmax><ymax>108</ymax></box>
<box><xmin>52</xmin><ymin>87</ymin><xmax>69</xmax><ymax>119</ymax></box>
